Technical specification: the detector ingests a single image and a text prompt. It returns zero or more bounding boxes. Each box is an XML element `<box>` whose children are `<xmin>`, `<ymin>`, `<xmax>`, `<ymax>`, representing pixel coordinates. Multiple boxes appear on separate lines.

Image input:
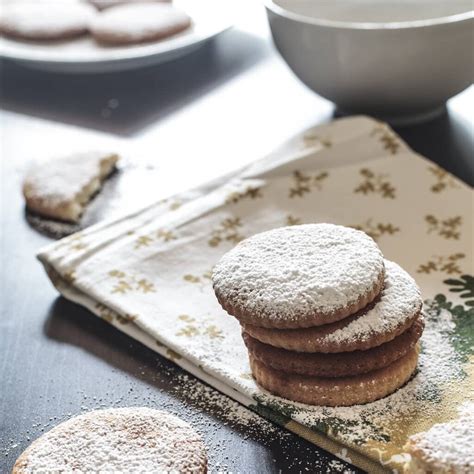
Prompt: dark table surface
<box><xmin>1</xmin><ymin>5</ymin><xmax>473</xmax><ymax>473</ymax></box>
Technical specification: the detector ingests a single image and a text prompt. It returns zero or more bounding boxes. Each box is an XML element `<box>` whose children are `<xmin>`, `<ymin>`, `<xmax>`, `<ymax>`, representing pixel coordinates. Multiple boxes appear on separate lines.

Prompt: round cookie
<box><xmin>243</xmin><ymin>260</ymin><xmax>422</xmax><ymax>352</ymax></box>
<box><xmin>13</xmin><ymin>407</ymin><xmax>207</xmax><ymax>473</ymax></box>
<box><xmin>213</xmin><ymin>224</ymin><xmax>385</xmax><ymax>329</ymax></box>
<box><xmin>243</xmin><ymin>314</ymin><xmax>424</xmax><ymax>377</ymax></box>
<box><xmin>88</xmin><ymin>0</ymin><xmax>171</xmax><ymax>11</ymax></box>
<box><xmin>404</xmin><ymin>405</ymin><xmax>474</xmax><ymax>473</ymax></box>
<box><xmin>249</xmin><ymin>344</ymin><xmax>419</xmax><ymax>407</ymax></box>
<box><xmin>0</xmin><ymin>3</ymin><xmax>95</xmax><ymax>41</ymax></box>
<box><xmin>90</xmin><ymin>3</ymin><xmax>191</xmax><ymax>45</ymax></box>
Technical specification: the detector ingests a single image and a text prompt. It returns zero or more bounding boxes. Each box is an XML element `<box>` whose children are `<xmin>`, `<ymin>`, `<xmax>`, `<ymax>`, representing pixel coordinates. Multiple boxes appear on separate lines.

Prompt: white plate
<box><xmin>0</xmin><ymin>0</ymin><xmax>233</xmax><ymax>73</ymax></box>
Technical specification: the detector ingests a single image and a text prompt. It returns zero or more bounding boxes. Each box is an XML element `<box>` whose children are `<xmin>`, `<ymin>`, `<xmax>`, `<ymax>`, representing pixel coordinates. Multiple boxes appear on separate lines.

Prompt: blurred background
<box><xmin>1</xmin><ymin>0</ymin><xmax>472</xmax><ymax>196</ymax></box>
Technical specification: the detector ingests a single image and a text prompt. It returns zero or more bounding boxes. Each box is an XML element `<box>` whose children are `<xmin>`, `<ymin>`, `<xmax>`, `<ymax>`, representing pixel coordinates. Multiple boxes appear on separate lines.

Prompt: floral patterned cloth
<box><xmin>38</xmin><ymin>117</ymin><xmax>473</xmax><ymax>473</ymax></box>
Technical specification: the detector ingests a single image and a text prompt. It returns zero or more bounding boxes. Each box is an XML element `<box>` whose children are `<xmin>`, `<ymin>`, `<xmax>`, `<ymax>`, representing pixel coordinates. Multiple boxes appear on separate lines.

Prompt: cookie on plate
<box><xmin>23</xmin><ymin>151</ymin><xmax>118</xmax><ymax>223</ymax></box>
<box><xmin>242</xmin><ymin>260</ymin><xmax>423</xmax><ymax>352</ymax></box>
<box><xmin>404</xmin><ymin>404</ymin><xmax>474</xmax><ymax>473</ymax></box>
<box><xmin>87</xmin><ymin>0</ymin><xmax>171</xmax><ymax>11</ymax></box>
<box><xmin>213</xmin><ymin>224</ymin><xmax>385</xmax><ymax>329</ymax></box>
<box><xmin>250</xmin><ymin>344</ymin><xmax>420</xmax><ymax>407</ymax></box>
<box><xmin>13</xmin><ymin>407</ymin><xmax>207</xmax><ymax>473</ymax></box>
<box><xmin>0</xmin><ymin>3</ymin><xmax>95</xmax><ymax>41</ymax></box>
<box><xmin>90</xmin><ymin>3</ymin><xmax>191</xmax><ymax>45</ymax></box>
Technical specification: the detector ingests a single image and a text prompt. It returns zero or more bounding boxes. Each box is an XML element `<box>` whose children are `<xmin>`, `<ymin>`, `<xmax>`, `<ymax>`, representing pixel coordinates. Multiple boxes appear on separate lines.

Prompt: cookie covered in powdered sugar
<box><xmin>87</xmin><ymin>0</ymin><xmax>171</xmax><ymax>11</ymax></box>
<box><xmin>404</xmin><ymin>403</ymin><xmax>474</xmax><ymax>474</ymax></box>
<box><xmin>212</xmin><ymin>224</ymin><xmax>385</xmax><ymax>329</ymax></box>
<box><xmin>13</xmin><ymin>407</ymin><xmax>207</xmax><ymax>473</ymax></box>
<box><xmin>0</xmin><ymin>3</ymin><xmax>95</xmax><ymax>41</ymax></box>
<box><xmin>243</xmin><ymin>260</ymin><xmax>423</xmax><ymax>352</ymax></box>
<box><xmin>90</xmin><ymin>3</ymin><xmax>191</xmax><ymax>45</ymax></box>
<box><xmin>23</xmin><ymin>151</ymin><xmax>118</xmax><ymax>223</ymax></box>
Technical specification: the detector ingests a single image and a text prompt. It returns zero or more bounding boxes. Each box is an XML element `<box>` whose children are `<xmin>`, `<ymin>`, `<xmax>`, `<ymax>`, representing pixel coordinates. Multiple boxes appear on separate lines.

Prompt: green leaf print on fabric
<box><xmin>424</xmin><ymin>284</ymin><xmax>474</xmax><ymax>365</ymax></box>
<box><xmin>311</xmin><ymin>416</ymin><xmax>390</xmax><ymax>445</ymax></box>
<box><xmin>251</xmin><ymin>395</ymin><xmax>298</xmax><ymax>427</ymax></box>
<box><xmin>253</xmin><ymin>397</ymin><xmax>392</xmax><ymax>445</ymax></box>
<box><xmin>249</xmin><ymin>403</ymin><xmax>292</xmax><ymax>427</ymax></box>
<box><xmin>444</xmin><ymin>275</ymin><xmax>474</xmax><ymax>307</ymax></box>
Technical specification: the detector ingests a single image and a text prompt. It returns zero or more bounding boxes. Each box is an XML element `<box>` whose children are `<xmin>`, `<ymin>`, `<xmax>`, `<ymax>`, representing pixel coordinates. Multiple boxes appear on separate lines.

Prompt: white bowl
<box><xmin>265</xmin><ymin>0</ymin><xmax>474</xmax><ymax>125</ymax></box>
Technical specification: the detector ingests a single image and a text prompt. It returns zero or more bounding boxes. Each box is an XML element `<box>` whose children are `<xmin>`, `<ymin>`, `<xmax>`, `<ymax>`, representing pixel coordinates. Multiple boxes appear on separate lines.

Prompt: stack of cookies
<box><xmin>212</xmin><ymin>224</ymin><xmax>424</xmax><ymax>407</ymax></box>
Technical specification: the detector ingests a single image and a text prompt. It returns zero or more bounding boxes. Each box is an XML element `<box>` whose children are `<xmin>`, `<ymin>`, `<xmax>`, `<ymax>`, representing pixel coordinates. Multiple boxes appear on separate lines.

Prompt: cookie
<box><xmin>90</xmin><ymin>3</ymin><xmax>191</xmax><ymax>45</ymax></box>
<box><xmin>0</xmin><ymin>3</ymin><xmax>95</xmax><ymax>41</ymax></box>
<box><xmin>243</xmin><ymin>314</ymin><xmax>424</xmax><ymax>377</ymax></box>
<box><xmin>242</xmin><ymin>260</ymin><xmax>422</xmax><ymax>352</ymax></box>
<box><xmin>250</xmin><ymin>344</ymin><xmax>419</xmax><ymax>407</ymax></box>
<box><xmin>213</xmin><ymin>224</ymin><xmax>385</xmax><ymax>329</ymax></box>
<box><xmin>23</xmin><ymin>151</ymin><xmax>118</xmax><ymax>223</ymax></box>
<box><xmin>404</xmin><ymin>404</ymin><xmax>474</xmax><ymax>473</ymax></box>
<box><xmin>13</xmin><ymin>407</ymin><xmax>207</xmax><ymax>473</ymax></box>
<box><xmin>25</xmin><ymin>210</ymin><xmax>81</xmax><ymax>239</ymax></box>
<box><xmin>88</xmin><ymin>0</ymin><xmax>171</xmax><ymax>11</ymax></box>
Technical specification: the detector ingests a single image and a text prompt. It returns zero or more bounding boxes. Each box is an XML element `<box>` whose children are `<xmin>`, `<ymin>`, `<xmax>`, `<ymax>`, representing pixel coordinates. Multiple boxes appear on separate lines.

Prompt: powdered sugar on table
<box><xmin>14</xmin><ymin>407</ymin><xmax>206</xmax><ymax>473</ymax></box>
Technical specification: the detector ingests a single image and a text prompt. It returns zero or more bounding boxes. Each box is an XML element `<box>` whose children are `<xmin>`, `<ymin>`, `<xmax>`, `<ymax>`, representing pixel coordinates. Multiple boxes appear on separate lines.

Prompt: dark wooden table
<box><xmin>1</xmin><ymin>5</ymin><xmax>472</xmax><ymax>473</ymax></box>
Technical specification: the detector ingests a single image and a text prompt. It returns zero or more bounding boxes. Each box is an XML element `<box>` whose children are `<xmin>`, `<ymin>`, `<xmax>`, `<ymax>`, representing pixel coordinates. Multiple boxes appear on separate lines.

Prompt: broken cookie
<box><xmin>23</xmin><ymin>151</ymin><xmax>119</xmax><ymax>223</ymax></box>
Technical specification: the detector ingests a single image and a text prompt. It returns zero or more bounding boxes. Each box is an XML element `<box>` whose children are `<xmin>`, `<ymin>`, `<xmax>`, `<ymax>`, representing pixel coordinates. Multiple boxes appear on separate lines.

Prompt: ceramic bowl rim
<box><xmin>264</xmin><ymin>0</ymin><xmax>474</xmax><ymax>30</ymax></box>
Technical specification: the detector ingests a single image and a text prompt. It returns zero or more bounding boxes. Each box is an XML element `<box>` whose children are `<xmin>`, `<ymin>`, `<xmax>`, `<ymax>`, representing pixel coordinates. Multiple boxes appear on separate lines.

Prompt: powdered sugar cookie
<box><xmin>243</xmin><ymin>314</ymin><xmax>424</xmax><ymax>377</ymax></box>
<box><xmin>88</xmin><ymin>0</ymin><xmax>171</xmax><ymax>11</ymax></box>
<box><xmin>0</xmin><ymin>3</ymin><xmax>95</xmax><ymax>40</ymax></box>
<box><xmin>404</xmin><ymin>404</ymin><xmax>474</xmax><ymax>474</ymax></box>
<box><xmin>90</xmin><ymin>3</ymin><xmax>191</xmax><ymax>45</ymax></box>
<box><xmin>13</xmin><ymin>407</ymin><xmax>207</xmax><ymax>473</ymax></box>
<box><xmin>243</xmin><ymin>260</ymin><xmax>422</xmax><ymax>352</ymax></box>
<box><xmin>23</xmin><ymin>151</ymin><xmax>118</xmax><ymax>223</ymax></box>
<box><xmin>250</xmin><ymin>344</ymin><xmax>419</xmax><ymax>407</ymax></box>
<box><xmin>213</xmin><ymin>224</ymin><xmax>385</xmax><ymax>329</ymax></box>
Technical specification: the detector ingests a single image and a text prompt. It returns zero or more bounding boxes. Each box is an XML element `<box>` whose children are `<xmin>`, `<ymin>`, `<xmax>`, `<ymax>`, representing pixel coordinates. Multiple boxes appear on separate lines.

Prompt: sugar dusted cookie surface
<box><xmin>88</xmin><ymin>0</ymin><xmax>171</xmax><ymax>11</ymax></box>
<box><xmin>23</xmin><ymin>151</ymin><xmax>118</xmax><ymax>223</ymax></box>
<box><xmin>213</xmin><ymin>224</ymin><xmax>385</xmax><ymax>329</ymax></box>
<box><xmin>0</xmin><ymin>3</ymin><xmax>95</xmax><ymax>40</ymax></box>
<box><xmin>90</xmin><ymin>3</ymin><xmax>191</xmax><ymax>45</ymax></box>
<box><xmin>404</xmin><ymin>404</ymin><xmax>474</xmax><ymax>474</ymax></box>
<box><xmin>13</xmin><ymin>407</ymin><xmax>207</xmax><ymax>473</ymax></box>
<box><xmin>243</xmin><ymin>260</ymin><xmax>423</xmax><ymax>352</ymax></box>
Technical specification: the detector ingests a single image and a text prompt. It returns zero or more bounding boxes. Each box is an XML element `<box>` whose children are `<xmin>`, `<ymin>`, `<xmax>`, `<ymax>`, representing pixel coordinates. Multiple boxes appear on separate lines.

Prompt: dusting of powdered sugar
<box><xmin>322</xmin><ymin>260</ymin><xmax>422</xmax><ymax>344</ymax></box>
<box><xmin>212</xmin><ymin>224</ymin><xmax>384</xmax><ymax>324</ymax></box>
<box><xmin>406</xmin><ymin>402</ymin><xmax>474</xmax><ymax>473</ymax></box>
<box><xmin>173</xmin><ymin>373</ymin><xmax>287</xmax><ymax>439</ymax></box>
<box><xmin>172</xmin><ymin>374</ymin><xmax>358</xmax><ymax>473</ymax></box>
<box><xmin>257</xmin><ymin>302</ymin><xmax>469</xmax><ymax>455</ymax></box>
<box><xmin>327</xmin><ymin>459</ymin><xmax>356</xmax><ymax>474</ymax></box>
<box><xmin>90</xmin><ymin>3</ymin><xmax>191</xmax><ymax>42</ymax></box>
<box><xmin>15</xmin><ymin>407</ymin><xmax>207</xmax><ymax>473</ymax></box>
<box><xmin>23</xmin><ymin>152</ymin><xmax>118</xmax><ymax>209</ymax></box>
<box><xmin>0</xmin><ymin>3</ymin><xmax>95</xmax><ymax>39</ymax></box>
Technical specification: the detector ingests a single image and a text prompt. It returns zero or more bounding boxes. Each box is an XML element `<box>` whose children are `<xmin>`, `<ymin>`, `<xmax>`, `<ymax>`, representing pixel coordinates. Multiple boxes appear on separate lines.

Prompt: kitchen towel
<box><xmin>38</xmin><ymin>116</ymin><xmax>473</xmax><ymax>473</ymax></box>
